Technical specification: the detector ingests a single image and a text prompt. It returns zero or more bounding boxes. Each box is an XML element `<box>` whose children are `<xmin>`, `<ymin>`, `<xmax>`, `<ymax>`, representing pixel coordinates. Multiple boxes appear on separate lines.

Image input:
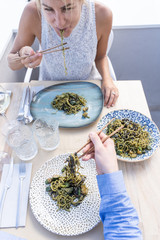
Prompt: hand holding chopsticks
<box><xmin>77</xmin><ymin>120</ymin><xmax>124</xmax><ymax>159</ymax></box>
<box><xmin>79</xmin><ymin>125</ymin><xmax>124</xmax><ymax>159</ymax></box>
<box><xmin>77</xmin><ymin>119</ymin><xmax>124</xmax><ymax>175</ymax></box>
<box><xmin>14</xmin><ymin>42</ymin><xmax>69</xmax><ymax>62</ymax></box>
<box><xmin>76</xmin><ymin>118</ymin><xmax>115</xmax><ymax>154</ymax></box>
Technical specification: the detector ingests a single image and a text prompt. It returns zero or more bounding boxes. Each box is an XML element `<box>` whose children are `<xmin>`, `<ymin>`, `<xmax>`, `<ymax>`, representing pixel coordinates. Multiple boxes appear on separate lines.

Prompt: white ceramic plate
<box><xmin>29</xmin><ymin>153</ymin><xmax>100</xmax><ymax>236</ymax></box>
<box><xmin>97</xmin><ymin>109</ymin><xmax>160</xmax><ymax>162</ymax></box>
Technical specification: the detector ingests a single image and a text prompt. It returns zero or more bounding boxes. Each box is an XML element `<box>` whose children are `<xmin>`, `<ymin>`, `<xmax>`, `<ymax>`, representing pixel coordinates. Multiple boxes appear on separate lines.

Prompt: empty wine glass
<box><xmin>0</xmin><ymin>85</ymin><xmax>11</xmax><ymax>119</ymax></box>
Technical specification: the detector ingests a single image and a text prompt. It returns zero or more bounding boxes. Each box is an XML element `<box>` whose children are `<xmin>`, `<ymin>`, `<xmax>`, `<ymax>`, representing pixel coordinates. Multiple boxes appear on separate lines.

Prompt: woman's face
<box><xmin>41</xmin><ymin>0</ymin><xmax>83</xmax><ymax>37</ymax></box>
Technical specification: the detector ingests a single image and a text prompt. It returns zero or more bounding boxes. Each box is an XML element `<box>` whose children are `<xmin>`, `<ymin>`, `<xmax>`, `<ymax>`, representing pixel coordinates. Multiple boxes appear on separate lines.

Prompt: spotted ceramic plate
<box><xmin>30</xmin><ymin>81</ymin><xmax>103</xmax><ymax>128</ymax></box>
<box><xmin>29</xmin><ymin>153</ymin><xmax>100</xmax><ymax>236</ymax></box>
<box><xmin>97</xmin><ymin>109</ymin><xmax>160</xmax><ymax>162</ymax></box>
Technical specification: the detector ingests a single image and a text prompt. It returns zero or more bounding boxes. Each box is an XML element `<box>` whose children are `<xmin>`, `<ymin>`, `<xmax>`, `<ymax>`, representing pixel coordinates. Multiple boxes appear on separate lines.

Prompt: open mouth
<box><xmin>55</xmin><ymin>27</ymin><xmax>70</xmax><ymax>37</ymax></box>
<box><xmin>59</xmin><ymin>28</ymin><xmax>67</xmax><ymax>32</ymax></box>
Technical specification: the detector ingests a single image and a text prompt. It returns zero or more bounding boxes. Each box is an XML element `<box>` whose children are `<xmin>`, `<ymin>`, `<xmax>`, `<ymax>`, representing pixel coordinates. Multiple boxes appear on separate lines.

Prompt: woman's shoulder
<box><xmin>95</xmin><ymin>2</ymin><xmax>112</xmax><ymax>29</ymax></box>
<box><xmin>19</xmin><ymin>1</ymin><xmax>41</xmax><ymax>38</ymax></box>
<box><xmin>22</xmin><ymin>1</ymin><xmax>40</xmax><ymax>22</ymax></box>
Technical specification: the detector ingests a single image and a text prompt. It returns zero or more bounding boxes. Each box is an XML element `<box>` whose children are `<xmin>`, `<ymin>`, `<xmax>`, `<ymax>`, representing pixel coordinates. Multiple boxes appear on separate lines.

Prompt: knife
<box><xmin>17</xmin><ymin>87</ymin><xmax>27</xmax><ymax>121</ymax></box>
<box><xmin>23</xmin><ymin>86</ymin><xmax>33</xmax><ymax>124</ymax></box>
<box><xmin>23</xmin><ymin>86</ymin><xmax>30</xmax><ymax>117</ymax></box>
<box><xmin>0</xmin><ymin>157</ymin><xmax>14</xmax><ymax>225</ymax></box>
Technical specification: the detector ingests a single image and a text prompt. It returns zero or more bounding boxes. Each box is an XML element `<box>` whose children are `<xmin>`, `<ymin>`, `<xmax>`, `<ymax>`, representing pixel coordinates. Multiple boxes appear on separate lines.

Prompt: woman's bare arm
<box><xmin>95</xmin><ymin>3</ymin><xmax>119</xmax><ymax>107</ymax></box>
<box><xmin>7</xmin><ymin>2</ymin><xmax>41</xmax><ymax>70</ymax></box>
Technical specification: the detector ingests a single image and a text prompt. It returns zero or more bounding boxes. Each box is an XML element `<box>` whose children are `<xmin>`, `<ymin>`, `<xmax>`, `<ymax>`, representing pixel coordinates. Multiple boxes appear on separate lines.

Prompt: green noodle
<box><xmin>51</xmin><ymin>92</ymin><xmax>87</xmax><ymax>115</ymax></box>
<box><xmin>106</xmin><ymin>118</ymin><xmax>152</xmax><ymax>158</ymax></box>
<box><xmin>60</xmin><ymin>30</ymin><xmax>67</xmax><ymax>76</ymax></box>
<box><xmin>45</xmin><ymin>153</ymin><xmax>88</xmax><ymax>211</ymax></box>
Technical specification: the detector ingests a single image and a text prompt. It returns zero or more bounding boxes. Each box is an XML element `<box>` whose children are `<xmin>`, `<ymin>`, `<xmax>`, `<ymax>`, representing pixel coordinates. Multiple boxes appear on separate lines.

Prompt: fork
<box><xmin>16</xmin><ymin>162</ymin><xmax>26</xmax><ymax>228</ymax></box>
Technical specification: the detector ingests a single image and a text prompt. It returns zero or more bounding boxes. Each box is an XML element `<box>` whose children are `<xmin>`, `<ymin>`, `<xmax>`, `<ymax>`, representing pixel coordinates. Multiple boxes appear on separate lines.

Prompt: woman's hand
<box><xmin>82</xmin><ymin>132</ymin><xmax>118</xmax><ymax>175</ymax></box>
<box><xmin>102</xmin><ymin>79</ymin><xmax>119</xmax><ymax>108</ymax></box>
<box><xmin>19</xmin><ymin>46</ymin><xmax>42</xmax><ymax>68</ymax></box>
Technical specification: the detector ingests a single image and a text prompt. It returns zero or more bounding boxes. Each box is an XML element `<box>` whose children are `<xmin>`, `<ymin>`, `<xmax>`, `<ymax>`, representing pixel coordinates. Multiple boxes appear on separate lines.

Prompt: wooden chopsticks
<box><xmin>76</xmin><ymin>118</ymin><xmax>115</xmax><ymax>154</ymax></box>
<box><xmin>39</xmin><ymin>42</ymin><xmax>68</xmax><ymax>54</ymax></box>
<box><xmin>15</xmin><ymin>42</ymin><xmax>69</xmax><ymax>61</ymax></box>
<box><xmin>78</xmin><ymin>122</ymin><xmax>124</xmax><ymax>159</ymax></box>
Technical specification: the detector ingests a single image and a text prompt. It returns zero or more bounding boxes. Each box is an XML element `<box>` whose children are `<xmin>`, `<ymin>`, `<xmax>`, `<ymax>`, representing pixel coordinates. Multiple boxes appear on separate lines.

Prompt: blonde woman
<box><xmin>8</xmin><ymin>0</ymin><xmax>119</xmax><ymax>108</ymax></box>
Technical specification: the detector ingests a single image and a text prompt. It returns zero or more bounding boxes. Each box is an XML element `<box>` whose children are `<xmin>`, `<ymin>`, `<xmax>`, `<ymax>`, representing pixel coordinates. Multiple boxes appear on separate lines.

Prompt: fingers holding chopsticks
<box><xmin>80</xmin><ymin>124</ymin><xmax>124</xmax><ymax>174</ymax></box>
<box><xmin>16</xmin><ymin>43</ymin><xmax>69</xmax><ymax>67</ymax></box>
<box><xmin>82</xmin><ymin>132</ymin><xmax>118</xmax><ymax>175</ymax></box>
<box><xmin>19</xmin><ymin>46</ymin><xmax>42</xmax><ymax>68</ymax></box>
<box><xmin>82</xmin><ymin>132</ymin><xmax>106</xmax><ymax>160</ymax></box>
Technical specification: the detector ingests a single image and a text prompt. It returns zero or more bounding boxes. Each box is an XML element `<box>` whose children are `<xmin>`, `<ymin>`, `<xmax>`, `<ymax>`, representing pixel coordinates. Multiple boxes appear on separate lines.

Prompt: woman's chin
<box><xmin>63</xmin><ymin>31</ymin><xmax>71</xmax><ymax>38</ymax></box>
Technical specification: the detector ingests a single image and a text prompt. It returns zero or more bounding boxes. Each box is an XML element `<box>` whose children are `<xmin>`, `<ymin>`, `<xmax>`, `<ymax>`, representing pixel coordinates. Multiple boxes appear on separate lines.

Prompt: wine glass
<box><xmin>0</xmin><ymin>85</ymin><xmax>11</xmax><ymax>119</ymax></box>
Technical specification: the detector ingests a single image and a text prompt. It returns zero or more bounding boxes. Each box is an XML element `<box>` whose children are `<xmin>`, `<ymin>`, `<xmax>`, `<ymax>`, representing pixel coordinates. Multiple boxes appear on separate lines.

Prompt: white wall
<box><xmin>109</xmin><ymin>27</ymin><xmax>160</xmax><ymax>128</ymax></box>
<box><xmin>98</xmin><ymin>0</ymin><xmax>160</xmax><ymax>26</ymax></box>
<box><xmin>0</xmin><ymin>0</ymin><xmax>27</xmax><ymax>58</ymax></box>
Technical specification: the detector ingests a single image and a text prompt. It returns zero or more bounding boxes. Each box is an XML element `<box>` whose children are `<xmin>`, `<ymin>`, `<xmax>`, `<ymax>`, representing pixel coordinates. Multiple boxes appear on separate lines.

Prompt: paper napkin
<box><xmin>0</xmin><ymin>163</ymin><xmax>32</xmax><ymax>228</ymax></box>
<box><xmin>0</xmin><ymin>231</ymin><xmax>27</xmax><ymax>240</ymax></box>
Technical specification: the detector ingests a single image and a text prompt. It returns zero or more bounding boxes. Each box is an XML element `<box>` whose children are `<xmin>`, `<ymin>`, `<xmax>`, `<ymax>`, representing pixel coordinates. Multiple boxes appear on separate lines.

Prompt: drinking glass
<box><xmin>32</xmin><ymin>118</ymin><xmax>60</xmax><ymax>151</ymax></box>
<box><xmin>0</xmin><ymin>85</ymin><xmax>10</xmax><ymax>119</ymax></box>
<box><xmin>6</xmin><ymin>123</ymin><xmax>38</xmax><ymax>161</ymax></box>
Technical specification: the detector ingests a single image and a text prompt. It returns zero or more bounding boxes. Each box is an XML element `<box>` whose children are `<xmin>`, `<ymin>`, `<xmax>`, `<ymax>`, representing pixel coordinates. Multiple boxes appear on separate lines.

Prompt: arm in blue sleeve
<box><xmin>97</xmin><ymin>171</ymin><xmax>143</xmax><ymax>240</ymax></box>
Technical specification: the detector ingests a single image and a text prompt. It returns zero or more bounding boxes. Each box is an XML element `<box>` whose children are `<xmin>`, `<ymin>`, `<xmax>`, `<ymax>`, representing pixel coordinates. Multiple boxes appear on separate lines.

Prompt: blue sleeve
<box><xmin>97</xmin><ymin>171</ymin><xmax>143</xmax><ymax>240</ymax></box>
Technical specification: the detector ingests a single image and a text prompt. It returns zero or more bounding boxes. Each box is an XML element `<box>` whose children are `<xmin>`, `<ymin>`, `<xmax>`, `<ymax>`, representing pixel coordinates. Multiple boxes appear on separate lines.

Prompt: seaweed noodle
<box><xmin>51</xmin><ymin>92</ymin><xmax>87</xmax><ymax>115</ymax></box>
<box><xmin>106</xmin><ymin>118</ymin><xmax>152</xmax><ymax>158</ymax></box>
<box><xmin>45</xmin><ymin>153</ymin><xmax>88</xmax><ymax>211</ymax></box>
<box><xmin>60</xmin><ymin>30</ymin><xmax>68</xmax><ymax>76</ymax></box>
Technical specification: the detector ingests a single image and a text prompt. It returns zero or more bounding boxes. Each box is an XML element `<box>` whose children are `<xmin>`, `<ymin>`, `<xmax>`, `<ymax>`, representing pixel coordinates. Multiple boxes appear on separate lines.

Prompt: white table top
<box><xmin>0</xmin><ymin>80</ymin><xmax>160</xmax><ymax>239</ymax></box>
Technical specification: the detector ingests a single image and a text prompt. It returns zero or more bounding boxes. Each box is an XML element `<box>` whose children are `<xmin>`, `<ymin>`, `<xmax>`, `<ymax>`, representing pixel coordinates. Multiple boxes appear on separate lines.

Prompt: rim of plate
<box><xmin>97</xmin><ymin>109</ymin><xmax>160</xmax><ymax>162</ymax></box>
<box><xmin>29</xmin><ymin>153</ymin><xmax>101</xmax><ymax>236</ymax></box>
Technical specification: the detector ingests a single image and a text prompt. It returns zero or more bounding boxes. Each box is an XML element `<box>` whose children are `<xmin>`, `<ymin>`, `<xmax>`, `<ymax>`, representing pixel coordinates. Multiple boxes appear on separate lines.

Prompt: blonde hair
<box><xmin>35</xmin><ymin>0</ymin><xmax>41</xmax><ymax>11</ymax></box>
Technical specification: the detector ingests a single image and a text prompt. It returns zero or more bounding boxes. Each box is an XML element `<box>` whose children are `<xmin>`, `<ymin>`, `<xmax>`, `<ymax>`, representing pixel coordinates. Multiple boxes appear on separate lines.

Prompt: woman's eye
<box><xmin>44</xmin><ymin>8</ymin><xmax>53</xmax><ymax>12</ymax></box>
<box><xmin>62</xmin><ymin>7</ymin><xmax>72</xmax><ymax>12</ymax></box>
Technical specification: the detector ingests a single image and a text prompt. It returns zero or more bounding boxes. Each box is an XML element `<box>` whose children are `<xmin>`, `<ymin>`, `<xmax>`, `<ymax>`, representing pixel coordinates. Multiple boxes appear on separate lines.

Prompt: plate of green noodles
<box><xmin>30</xmin><ymin>81</ymin><xmax>103</xmax><ymax>128</ymax></box>
<box><xmin>29</xmin><ymin>153</ymin><xmax>100</xmax><ymax>236</ymax></box>
<box><xmin>97</xmin><ymin>109</ymin><xmax>160</xmax><ymax>162</ymax></box>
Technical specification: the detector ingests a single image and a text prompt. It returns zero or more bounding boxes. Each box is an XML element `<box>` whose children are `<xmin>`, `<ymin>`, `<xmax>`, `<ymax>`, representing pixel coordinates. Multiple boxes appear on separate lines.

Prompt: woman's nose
<box><xmin>55</xmin><ymin>13</ymin><xmax>66</xmax><ymax>28</ymax></box>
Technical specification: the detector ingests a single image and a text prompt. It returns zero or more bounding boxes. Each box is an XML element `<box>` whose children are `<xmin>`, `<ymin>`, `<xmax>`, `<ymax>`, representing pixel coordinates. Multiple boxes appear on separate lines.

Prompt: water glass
<box><xmin>32</xmin><ymin>118</ymin><xmax>60</xmax><ymax>151</ymax></box>
<box><xmin>6</xmin><ymin>124</ymin><xmax>38</xmax><ymax>161</ymax></box>
<box><xmin>0</xmin><ymin>85</ymin><xmax>10</xmax><ymax>117</ymax></box>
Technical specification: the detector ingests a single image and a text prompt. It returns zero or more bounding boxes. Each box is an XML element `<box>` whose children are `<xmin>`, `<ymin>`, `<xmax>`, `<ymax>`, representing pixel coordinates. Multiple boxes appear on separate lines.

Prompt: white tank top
<box><xmin>39</xmin><ymin>0</ymin><xmax>101</xmax><ymax>81</ymax></box>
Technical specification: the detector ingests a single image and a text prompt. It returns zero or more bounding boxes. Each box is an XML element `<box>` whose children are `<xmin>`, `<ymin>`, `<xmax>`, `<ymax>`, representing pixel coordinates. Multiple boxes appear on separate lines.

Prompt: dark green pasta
<box><xmin>106</xmin><ymin>118</ymin><xmax>152</xmax><ymax>158</ymax></box>
<box><xmin>51</xmin><ymin>92</ymin><xmax>87</xmax><ymax>115</ymax></box>
<box><xmin>45</xmin><ymin>153</ymin><xmax>88</xmax><ymax>211</ymax></box>
<box><xmin>60</xmin><ymin>30</ymin><xmax>67</xmax><ymax>76</ymax></box>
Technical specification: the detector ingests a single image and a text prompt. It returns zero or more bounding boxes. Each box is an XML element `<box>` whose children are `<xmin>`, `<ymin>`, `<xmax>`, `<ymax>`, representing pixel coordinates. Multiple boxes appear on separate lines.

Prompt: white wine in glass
<box><xmin>0</xmin><ymin>85</ymin><xmax>11</xmax><ymax>118</ymax></box>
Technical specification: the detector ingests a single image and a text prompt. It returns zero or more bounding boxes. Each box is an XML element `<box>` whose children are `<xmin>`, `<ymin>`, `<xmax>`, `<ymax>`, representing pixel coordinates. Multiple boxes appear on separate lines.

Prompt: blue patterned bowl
<box><xmin>97</xmin><ymin>109</ymin><xmax>160</xmax><ymax>162</ymax></box>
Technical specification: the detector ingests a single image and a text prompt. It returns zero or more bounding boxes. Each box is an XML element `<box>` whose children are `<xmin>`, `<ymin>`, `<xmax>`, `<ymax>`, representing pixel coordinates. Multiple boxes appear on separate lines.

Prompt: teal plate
<box><xmin>30</xmin><ymin>82</ymin><xmax>103</xmax><ymax>128</ymax></box>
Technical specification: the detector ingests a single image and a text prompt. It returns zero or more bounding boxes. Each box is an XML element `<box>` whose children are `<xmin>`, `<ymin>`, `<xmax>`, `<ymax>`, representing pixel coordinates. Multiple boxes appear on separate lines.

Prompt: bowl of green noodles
<box><xmin>97</xmin><ymin>109</ymin><xmax>160</xmax><ymax>162</ymax></box>
<box><xmin>29</xmin><ymin>153</ymin><xmax>100</xmax><ymax>236</ymax></box>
